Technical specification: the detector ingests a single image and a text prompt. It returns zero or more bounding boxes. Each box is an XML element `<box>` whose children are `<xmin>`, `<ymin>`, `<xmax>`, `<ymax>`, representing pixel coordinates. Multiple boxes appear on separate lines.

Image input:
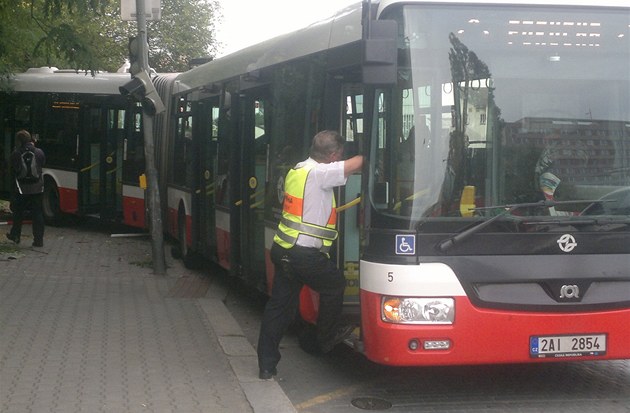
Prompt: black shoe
<box><xmin>6</xmin><ymin>233</ymin><xmax>20</xmax><ymax>245</ymax></box>
<box><xmin>259</xmin><ymin>367</ymin><xmax>277</xmax><ymax>380</ymax></box>
<box><xmin>320</xmin><ymin>324</ymin><xmax>355</xmax><ymax>354</ymax></box>
<box><xmin>32</xmin><ymin>240</ymin><xmax>43</xmax><ymax>247</ymax></box>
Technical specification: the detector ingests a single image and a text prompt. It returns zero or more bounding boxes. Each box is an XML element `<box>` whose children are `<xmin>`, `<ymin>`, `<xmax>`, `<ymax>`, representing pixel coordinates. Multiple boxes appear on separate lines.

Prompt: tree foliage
<box><xmin>0</xmin><ymin>0</ymin><xmax>221</xmax><ymax>78</ymax></box>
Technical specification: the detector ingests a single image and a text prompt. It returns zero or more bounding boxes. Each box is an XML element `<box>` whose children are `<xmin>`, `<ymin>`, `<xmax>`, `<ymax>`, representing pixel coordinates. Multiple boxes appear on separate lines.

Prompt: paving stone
<box><xmin>1</xmin><ymin>224</ymin><xmax>293</xmax><ymax>413</ymax></box>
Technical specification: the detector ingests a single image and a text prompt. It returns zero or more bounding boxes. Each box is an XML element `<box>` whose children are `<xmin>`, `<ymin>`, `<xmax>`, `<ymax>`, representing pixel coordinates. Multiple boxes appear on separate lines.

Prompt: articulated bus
<box><xmin>2</xmin><ymin>0</ymin><xmax>628</xmax><ymax>367</ymax></box>
<box><xmin>0</xmin><ymin>68</ymin><xmax>150</xmax><ymax>227</ymax></box>
<box><xmin>166</xmin><ymin>0</ymin><xmax>629</xmax><ymax>366</ymax></box>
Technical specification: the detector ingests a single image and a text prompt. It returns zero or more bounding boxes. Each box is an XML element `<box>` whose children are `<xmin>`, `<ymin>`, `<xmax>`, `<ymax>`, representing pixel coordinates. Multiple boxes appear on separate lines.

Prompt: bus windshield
<box><xmin>369</xmin><ymin>4</ymin><xmax>630</xmax><ymax>224</ymax></box>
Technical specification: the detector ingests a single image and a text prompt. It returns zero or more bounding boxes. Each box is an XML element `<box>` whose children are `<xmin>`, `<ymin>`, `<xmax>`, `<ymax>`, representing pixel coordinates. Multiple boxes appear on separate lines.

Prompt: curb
<box><xmin>198</xmin><ymin>284</ymin><xmax>296</xmax><ymax>413</ymax></box>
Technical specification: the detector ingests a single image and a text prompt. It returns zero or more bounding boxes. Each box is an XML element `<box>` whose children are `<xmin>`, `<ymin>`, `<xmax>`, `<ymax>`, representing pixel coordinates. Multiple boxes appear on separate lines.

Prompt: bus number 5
<box><xmin>387</xmin><ymin>272</ymin><xmax>394</xmax><ymax>282</ymax></box>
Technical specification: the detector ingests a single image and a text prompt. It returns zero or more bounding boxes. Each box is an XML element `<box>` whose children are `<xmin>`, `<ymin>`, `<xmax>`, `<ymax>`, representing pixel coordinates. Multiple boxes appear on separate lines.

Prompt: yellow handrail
<box><xmin>336</xmin><ymin>196</ymin><xmax>361</xmax><ymax>213</ymax></box>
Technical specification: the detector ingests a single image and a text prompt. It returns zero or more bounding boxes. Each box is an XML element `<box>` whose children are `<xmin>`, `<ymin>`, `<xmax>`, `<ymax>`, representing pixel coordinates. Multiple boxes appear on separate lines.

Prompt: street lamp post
<box><xmin>137</xmin><ymin>0</ymin><xmax>166</xmax><ymax>275</ymax></box>
<box><xmin>120</xmin><ymin>0</ymin><xmax>166</xmax><ymax>275</ymax></box>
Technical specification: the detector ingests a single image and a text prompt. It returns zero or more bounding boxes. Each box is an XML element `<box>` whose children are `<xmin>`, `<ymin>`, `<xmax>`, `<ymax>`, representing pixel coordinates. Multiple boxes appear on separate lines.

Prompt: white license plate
<box><xmin>530</xmin><ymin>334</ymin><xmax>607</xmax><ymax>358</ymax></box>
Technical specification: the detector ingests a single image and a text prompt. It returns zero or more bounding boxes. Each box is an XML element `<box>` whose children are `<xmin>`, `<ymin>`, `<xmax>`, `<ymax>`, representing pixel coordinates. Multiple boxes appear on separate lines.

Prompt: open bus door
<box><xmin>297</xmin><ymin>85</ymin><xmax>365</xmax><ymax>328</ymax></box>
<box><xmin>339</xmin><ymin>86</ymin><xmax>364</xmax><ymax>311</ymax></box>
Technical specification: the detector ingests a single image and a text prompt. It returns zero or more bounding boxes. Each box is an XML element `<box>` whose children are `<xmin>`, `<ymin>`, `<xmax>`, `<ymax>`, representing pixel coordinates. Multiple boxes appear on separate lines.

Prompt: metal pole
<box><xmin>136</xmin><ymin>0</ymin><xmax>166</xmax><ymax>275</ymax></box>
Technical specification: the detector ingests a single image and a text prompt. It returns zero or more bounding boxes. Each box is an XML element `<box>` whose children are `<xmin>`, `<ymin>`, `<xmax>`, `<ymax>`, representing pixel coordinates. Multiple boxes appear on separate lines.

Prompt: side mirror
<box><xmin>362</xmin><ymin>20</ymin><xmax>398</xmax><ymax>85</ymax></box>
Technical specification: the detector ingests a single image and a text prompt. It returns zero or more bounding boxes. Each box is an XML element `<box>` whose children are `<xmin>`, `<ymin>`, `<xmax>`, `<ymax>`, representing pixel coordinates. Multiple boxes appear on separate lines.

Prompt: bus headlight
<box><xmin>382</xmin><ymin>297</ymin><xmax>454</xmax><ymax>324</ymax></box>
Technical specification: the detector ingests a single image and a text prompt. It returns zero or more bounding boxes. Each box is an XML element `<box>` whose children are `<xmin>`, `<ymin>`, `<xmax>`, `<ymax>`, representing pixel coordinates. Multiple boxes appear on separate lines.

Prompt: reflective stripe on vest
<box><xmin>273</xmin><ymin>163</ymin><xmax>337</xmax><ymax>252</ymax></box>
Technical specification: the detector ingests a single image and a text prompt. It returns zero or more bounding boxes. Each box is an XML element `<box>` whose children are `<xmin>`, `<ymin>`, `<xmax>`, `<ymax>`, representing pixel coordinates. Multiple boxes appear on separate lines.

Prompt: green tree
<box><xmin>148</xmin><ymin>0</ymin><xmax>221</xmax><ymax>71</ymax></box>
<box><xmin>0</xmin><ymin>0</ymin><xmax>220</xmax><ymax>78</ymax></box>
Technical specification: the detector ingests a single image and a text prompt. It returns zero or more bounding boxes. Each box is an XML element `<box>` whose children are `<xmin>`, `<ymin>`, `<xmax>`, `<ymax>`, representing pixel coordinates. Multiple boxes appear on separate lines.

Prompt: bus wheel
<box><xmin>171</xmin><ymin>208</ymin><xmax>188</xmax><ymax>258</ymax></box>
<box><xmin>43</xmin><ymin>178</ymin><xmax>63</xmax><ymax>225</ymax></box>
<box><xmin>170</xmin><ymin>207</ymin><xmax>203</xmax><ymax>269</ymax></box>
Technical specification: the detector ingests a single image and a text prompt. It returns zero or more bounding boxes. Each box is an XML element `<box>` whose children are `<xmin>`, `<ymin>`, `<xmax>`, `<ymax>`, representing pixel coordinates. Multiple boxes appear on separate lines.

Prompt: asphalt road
<box><xmin>219</xmin><ymin>273</ymin><xmax>630</xmax><ymax>413</ymax></box>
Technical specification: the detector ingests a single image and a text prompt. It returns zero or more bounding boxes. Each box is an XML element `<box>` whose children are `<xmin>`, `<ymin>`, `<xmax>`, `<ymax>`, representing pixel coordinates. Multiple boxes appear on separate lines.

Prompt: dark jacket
<box><xmin>11</xmin><ymin>142</ymin><xmax>46</xmax><ymax>195</ymax></box>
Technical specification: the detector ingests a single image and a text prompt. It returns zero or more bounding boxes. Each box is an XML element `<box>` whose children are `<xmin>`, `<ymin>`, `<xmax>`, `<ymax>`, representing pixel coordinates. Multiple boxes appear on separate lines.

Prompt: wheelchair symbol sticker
<box><xmin>395</xmin><ymin>235</ymin><xmax>415</xmax><ymax>255</ymax></box>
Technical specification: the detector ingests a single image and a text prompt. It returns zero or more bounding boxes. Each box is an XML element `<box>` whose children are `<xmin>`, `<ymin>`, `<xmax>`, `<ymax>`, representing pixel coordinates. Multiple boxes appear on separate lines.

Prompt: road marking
<box><xmin>295</xmin><ymin>384</ymin><xmax>362</xmax><ymax>410</ymax></box>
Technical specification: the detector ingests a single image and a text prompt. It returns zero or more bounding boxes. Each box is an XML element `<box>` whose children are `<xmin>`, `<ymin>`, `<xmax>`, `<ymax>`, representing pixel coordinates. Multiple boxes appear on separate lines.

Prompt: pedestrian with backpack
<box><xmin>6</xmin><ymin>130</ymin><xmax>46</xmax><ymax>247</ymax></box>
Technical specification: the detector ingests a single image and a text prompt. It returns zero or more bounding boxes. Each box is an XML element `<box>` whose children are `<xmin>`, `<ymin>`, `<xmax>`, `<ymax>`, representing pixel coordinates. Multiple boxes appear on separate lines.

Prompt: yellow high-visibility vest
<box><xmin>273</xmin><ymin>164</ymin><xmax>337</xmax><ymax>253</ymax></box>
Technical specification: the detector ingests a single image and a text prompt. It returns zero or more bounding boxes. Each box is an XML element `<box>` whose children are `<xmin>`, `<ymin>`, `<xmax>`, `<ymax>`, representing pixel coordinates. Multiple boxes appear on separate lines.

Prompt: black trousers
<box><xmin>9</xmin><ymin>192</ymin><xmax>44</xmax><ymax>243</ymax></box>
<box><xmin>257</xmin><ymin>243</ymin><xmax>346</xmax><ymax>371</ymax></box>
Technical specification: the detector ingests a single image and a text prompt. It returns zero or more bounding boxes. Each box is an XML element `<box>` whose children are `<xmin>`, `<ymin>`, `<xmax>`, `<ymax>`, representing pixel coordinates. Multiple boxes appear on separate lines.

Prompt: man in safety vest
<box><xmin>257</xmin><ymin>130</ymin><xmax>363</xmax><ymax>380</ymax></box>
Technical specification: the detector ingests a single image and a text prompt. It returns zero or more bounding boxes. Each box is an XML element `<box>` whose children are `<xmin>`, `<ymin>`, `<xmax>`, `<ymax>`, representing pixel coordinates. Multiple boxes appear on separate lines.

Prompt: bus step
<box><xmin>343</xmin><ymin>327</ymin><xmax>364</xmax><ymax>353</ymax></box>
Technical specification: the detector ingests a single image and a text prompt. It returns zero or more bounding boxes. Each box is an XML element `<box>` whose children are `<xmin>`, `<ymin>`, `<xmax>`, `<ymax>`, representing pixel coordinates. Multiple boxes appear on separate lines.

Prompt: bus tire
<box><xmin>42</xmin><ymin>177</ymin><xmax>63</xmax><ymax>225</ymax></box>
<box><xmin>176</xmin><ymin>210</ymin><xmax>205</xmax><ymax>269</ymax></box>
<box><xmin>170</xmin><ymin>245</ymin><xmax>182</xmax><ymax>259</ymax></box>
<box><xmin>175</xmin><ymin>207</ymin><xmax>192</xmax><ymax>267</ymax></box>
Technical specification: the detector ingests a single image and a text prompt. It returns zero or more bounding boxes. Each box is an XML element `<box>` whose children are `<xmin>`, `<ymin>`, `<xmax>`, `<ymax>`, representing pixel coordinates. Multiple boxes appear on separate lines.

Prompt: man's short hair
<box><xmin>309</xmin><ymin>130</ymin><xmax>343</xmax><ymax>162</ymax></box>
<box><xmin>16</xmin><ymin>130</ymin><xmax>32</xmax><ymax>145</ymax></box>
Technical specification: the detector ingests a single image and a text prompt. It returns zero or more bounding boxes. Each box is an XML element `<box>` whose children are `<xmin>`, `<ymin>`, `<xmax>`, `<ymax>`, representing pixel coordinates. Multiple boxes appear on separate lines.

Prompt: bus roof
<box><xmin>377</xmin><ymin>0</ymin><xmax>628</xmax><ymax>9</ymax></box>
<box><xmin>6</xmin><ymin>70</ymin><xmax>133</xmax><ymax>95</ymax></box>
<box><xmin>175</xmin><ymin>0</ymin><xmax>627</xmax><ymax>95</ymax></box>
<box><xmin>174</xmin><ymin>2</ymin><xmax>363</xmax><ymax>94</ymax></box>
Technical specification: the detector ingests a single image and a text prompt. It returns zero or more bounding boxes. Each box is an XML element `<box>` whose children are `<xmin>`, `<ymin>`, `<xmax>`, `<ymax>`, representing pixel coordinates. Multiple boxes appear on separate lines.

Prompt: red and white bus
<box><xmin>3</xmin><ymin>0</ymin><xmax>628</xmax><ymax>367</ymax></box>
<box><xmin>0</xmin><ymin>68</ymin><xmax>150</xmax><ymax>228</ymax></box>
<box><xmin>165</xmin><ymin>0</ymin><xmax>630</xmax><ymax>365</ymax></box>
<box><xmin>0</xmin><ymin>69</ymin><xmax>179</xmax><ymax>228</ymax></box>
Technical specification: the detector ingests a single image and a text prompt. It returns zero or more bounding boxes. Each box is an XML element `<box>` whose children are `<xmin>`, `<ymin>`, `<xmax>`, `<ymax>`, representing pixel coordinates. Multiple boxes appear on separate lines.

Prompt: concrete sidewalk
<box><xmin>0</xmin><ymin>221</ymin><xmax>295</xmax><ymax>413</ymax></box>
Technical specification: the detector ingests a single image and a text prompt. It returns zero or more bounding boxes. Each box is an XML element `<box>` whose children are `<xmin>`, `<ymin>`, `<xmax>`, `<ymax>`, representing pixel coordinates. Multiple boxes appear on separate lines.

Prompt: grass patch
<box><xmin>0</xmin><ymin>244</ymin><xmax>20</xmax><ymax>254</ymax></box>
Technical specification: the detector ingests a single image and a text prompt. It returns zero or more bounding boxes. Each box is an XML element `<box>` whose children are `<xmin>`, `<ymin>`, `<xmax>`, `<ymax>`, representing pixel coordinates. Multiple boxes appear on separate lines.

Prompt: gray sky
<box><xmin>215</xmin><ymin>0</ymin><xmax>358</xmax><ymax>57</ymax></box>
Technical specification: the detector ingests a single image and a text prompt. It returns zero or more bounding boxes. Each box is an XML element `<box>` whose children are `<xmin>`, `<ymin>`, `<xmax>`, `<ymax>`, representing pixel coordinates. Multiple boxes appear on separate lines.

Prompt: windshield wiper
<box><xmin>522</xmin><ymin>216</ymin><xmax>630</xmax><ymax>228</ymax></box>
<box><xmin>436</xmin><ymin>199</ymin><xmax>611</xmax><ymax>252</ymax></box>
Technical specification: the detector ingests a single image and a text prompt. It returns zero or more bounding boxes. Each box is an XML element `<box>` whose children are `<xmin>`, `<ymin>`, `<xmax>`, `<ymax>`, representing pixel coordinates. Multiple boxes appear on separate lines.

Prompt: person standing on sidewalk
<box><xmin>257</xmin><ymin>130</ymin><xmax>363</xmax><ymax>379</ymax></box>
<box><xmin>6</xmin><ymin>129</ymin><xmax>46</xmax><ymax>247</ymax></box>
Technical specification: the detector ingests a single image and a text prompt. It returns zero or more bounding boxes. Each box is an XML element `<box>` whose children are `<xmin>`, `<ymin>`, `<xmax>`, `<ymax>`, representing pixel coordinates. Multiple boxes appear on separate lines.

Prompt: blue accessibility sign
<box><xmin>395</xmin><ymin>235</ymin><xmax>415</xmax><ymax>255</ymax></box>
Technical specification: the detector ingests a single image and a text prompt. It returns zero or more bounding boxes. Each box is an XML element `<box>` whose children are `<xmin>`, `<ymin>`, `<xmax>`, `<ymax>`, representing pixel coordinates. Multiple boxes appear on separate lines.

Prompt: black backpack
<box><xmin>17</xmin><ymin>148</ymin><xmax>40</xmax><ymax>183</ymax></box>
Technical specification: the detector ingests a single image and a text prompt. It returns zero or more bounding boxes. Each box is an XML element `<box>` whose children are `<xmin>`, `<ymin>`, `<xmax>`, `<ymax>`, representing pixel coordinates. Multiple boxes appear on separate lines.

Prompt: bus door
<box><xmin>234</xmin><ymin>90</ymin><xmax>269</xmax><ymax>287</ymax></box>
<box><xmin>296</xmin><ymin>82</ymin><xmax>366</xmax><ymax>325</ymax></box>
<box><xmin>215</xmin><ymin>89</ymin><xmax>234</xmax><ymax>270</ymax></box>
<box><xmin>103</xmin><ymin>108</ymin><xmax>125</xmax><ymax>220</ymax></box>
<box><xmin>121</xmin><ymin>106</ymin><xmax>145</xmax><ymax>228</ymax></box>
<box><xmin>192</xmin><ymin>98</ymin><xmax>220</xmax><ymax>258</ymax></box>
<box><xmin>78</xmin><ymin>104</ymin><xmax>125</xmax><ymax>220</ymax></box>
<box><xmin>338</xmin><ymin>85</ymin><xmax>364</xmax><ymax>307</ymax></box>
